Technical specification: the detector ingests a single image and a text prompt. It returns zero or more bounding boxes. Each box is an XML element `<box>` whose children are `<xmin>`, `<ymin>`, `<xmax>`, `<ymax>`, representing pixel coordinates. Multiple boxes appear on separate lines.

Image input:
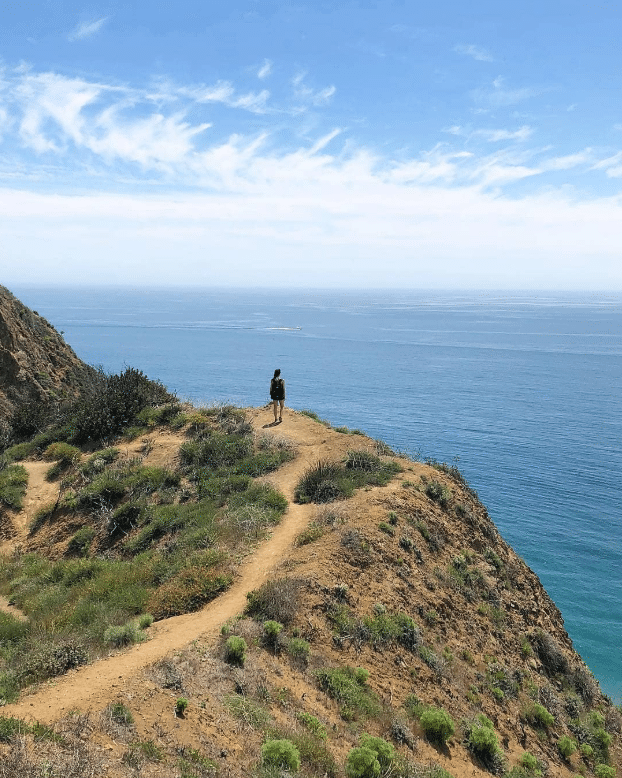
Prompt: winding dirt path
<box><xmin>2</xmin><ymin>407</ymin><xmax>369</xmax><ymax>724</ymax></box>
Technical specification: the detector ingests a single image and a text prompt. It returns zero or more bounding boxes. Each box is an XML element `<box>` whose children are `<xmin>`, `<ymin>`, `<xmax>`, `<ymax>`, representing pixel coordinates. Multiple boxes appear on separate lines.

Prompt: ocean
<box><xmin>9</xmin><ymin>285</ymin><xmax>622</xmax><ymax>702</ymax></box>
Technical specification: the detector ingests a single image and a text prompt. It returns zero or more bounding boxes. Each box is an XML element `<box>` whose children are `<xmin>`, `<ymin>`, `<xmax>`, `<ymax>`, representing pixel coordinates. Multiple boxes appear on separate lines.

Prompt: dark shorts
<box><xmin>271</xmin><ymin>394</ymin><xmax>285</xmax><ymax>401</ymax></box>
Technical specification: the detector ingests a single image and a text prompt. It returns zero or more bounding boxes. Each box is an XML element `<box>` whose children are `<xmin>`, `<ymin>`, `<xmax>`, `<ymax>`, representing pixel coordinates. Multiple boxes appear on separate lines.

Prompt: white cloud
<box><xmin>1</xmin><ymin>64</ymin><xmax>622</xmax><ymax>289</ymax></box>
<box><xmin>541</xmin><ymin>149</ymin><xmax>593</xmax><ymax>171</ymax></box>
<box><xmin>455</xmin><ymin>44</ymin><xmax>493</xmax><ymax>62</ymax></box>
<box><xmin>292</xmin><ymin>73</ymin><xmax>336</xmax><ymax>106</ymax></box>
<box><xmin>257</xmin><ymin>59</ymin><xmax>272</xmax><ymax>80</ymax></box>
<box><xmin>179</xmin><ymin>80</ymin><xmax>271</xmax><ymax>113</ymax></box>
<box><xmin>474</xmin><ymin>125</ymin><xmax>533</xmax><ymax>142</ymax></box>
<box><xmin>592</xmin><ymin>151</ymin><xmax>622</xmax><ymax>177</ymax></box>
<box><xmin>68</xmin><ymin>17</ymin><xmax>108</xmax><ymax>42</ymax></box>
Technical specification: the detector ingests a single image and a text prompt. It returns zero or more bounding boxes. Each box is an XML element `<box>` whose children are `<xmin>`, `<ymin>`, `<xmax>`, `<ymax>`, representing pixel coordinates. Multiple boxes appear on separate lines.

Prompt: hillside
<box><xmin>0</xmin><ymin>288</ymin><xmax>619</xmax><ymax>778</ymax></box>
<box><xmin>1</xmin><ymin>404</ymin><xmax>620</xmax><ymax>778</ymax></box>
<box><xmin>0</xmin><ymin>285</ymin><xmax>96</xmax><ymax>445</ymax></box>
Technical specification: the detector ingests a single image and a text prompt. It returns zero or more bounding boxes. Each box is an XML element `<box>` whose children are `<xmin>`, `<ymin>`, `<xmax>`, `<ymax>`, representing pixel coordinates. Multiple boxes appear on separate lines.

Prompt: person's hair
<box><xmin>273</xmin><ymin>369</ymin><xmax>281</xmax><ymax>379</ymax></box>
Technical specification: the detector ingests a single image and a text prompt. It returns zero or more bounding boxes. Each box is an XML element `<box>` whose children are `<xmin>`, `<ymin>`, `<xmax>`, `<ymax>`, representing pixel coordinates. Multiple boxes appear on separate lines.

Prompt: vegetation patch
<box><xmin>328</xmin><ymin>604</ymin><xmax>421</xmax><ymax>652</ymax></box>
<box><xmin>419</xmin><ymin>707</ymin><xmax>455</xmax><ymax>745</ymax></box>
<box><xmin>0</xmin><ymin>463</ymin><xmax>28</xmax><ymax>510</ymax></box>
<box><xmin>295</xmin><ymin>453</ymin><xmax>401</xmax><ymax>504</ymax></box>
<box><xmin>245</xmin><ymin>578</ymin><xmax>304</xmax><ymax>625</ymax></box>
<box><xmin>315</xmin><ymin>665</ymin><xmax>381</xmax><ymax>721</ymax></box>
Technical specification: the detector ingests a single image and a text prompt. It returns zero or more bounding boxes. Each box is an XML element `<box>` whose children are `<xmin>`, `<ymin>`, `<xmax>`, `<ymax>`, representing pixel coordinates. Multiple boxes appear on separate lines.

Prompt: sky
<box><xmin>1</xmin><ymin>0</ymin><xmax>622</xmax><ymax>289</ymax></box>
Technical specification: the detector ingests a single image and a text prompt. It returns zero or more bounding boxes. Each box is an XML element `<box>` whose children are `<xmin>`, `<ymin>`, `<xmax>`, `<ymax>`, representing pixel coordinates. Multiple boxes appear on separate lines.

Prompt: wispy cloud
<box><xmin>443</xmin><ymin>125</ymin><xmax>532</xmax><ymax>143</ymax></box>
<box><xmin>455</xmin><ymin>44</ymin><xmax>493</xmax><ymax>62</ymax></box>
<box><xmin>592</xmin><ymin>151</ymin><xmax>622</xmax><ymax>178</ymax></box>
<box><xmin>474</xmin><ymin>76</ymin><xmax>542</xmax><ymax>107</ymax></box>
<box><xmin>257</xmin><ymin>59</ymin><xmax>272</xmax><ymax>80</ymax></box>
<box><xmin>68</xmin><ymin>17</ymin><xmax>108</xmax><ymax>42</ymax></box>
<box><xmin>474</xmin><ymin>125</ymin><xmax>533</xmax><ymax>142</ymax></box>
<box><xmin>1</xmin><ymin>63</ymin><xmax>622</xmax><ymax>289</ymax></box>
<box><xmin>292</xmin><ymin>73</ymin><xmax>336</xmax><ymax>107</ymax></box>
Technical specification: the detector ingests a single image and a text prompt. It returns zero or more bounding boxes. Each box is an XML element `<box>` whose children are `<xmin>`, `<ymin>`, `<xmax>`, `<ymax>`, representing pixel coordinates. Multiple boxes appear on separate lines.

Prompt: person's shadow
<box><xmin>262</xmin><ymin>420</ymin><xmax>282</xmax><ymax>428</ymax></box>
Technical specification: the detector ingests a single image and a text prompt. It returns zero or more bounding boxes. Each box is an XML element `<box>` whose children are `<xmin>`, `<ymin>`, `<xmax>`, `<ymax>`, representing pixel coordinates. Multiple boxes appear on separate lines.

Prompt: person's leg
<box><xmin>273</xmin><ymin>399</ymin><xmax>278</xmax><ymax>422</ymax></box>
<box><xmin>279</xmin><ymin>399</ymin><xmax>284</xmax><ymax>421</ymax></box>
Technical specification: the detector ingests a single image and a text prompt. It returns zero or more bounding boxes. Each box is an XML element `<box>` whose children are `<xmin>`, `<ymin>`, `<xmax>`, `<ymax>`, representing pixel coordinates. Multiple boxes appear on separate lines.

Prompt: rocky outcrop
<box><xmin>0</xmin><ymin>286</ymin><xmax>95</xmax><ymax>442</ymax></box>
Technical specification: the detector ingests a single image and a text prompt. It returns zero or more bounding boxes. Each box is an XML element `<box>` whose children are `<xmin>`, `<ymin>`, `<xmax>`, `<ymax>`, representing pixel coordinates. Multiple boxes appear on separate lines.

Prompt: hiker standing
<box><xmin>270</xmin><ymin>369</ymin><xmax>285</xmax><ymax>423</ymax></box>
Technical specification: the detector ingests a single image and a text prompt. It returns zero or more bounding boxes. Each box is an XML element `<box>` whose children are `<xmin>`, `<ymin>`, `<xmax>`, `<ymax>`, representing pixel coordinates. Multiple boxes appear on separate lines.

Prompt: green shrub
<box><xmin>287</xmin><ymin>637</ymin><xmax>311</xmax><ymax>665</ymax></box>
<box><xmin>425</xmin><ymin>480</ymin><xmax>452</xmax><ymax>509</ymax></box>
<box><xmin>558</xmin><ymin>736</ymin><xmax>578</xmax><ymax>759</ymax></box>
<box><xmin>175</xmin><ymin>697</ymin><xmax>189</xmax><ymax>716</ymax></box>
<box><xmin>179</xmin><ymin>432</ymin><xmax>253</xmax><ymax>470</ymax></box>
<box><xmin>69</xmin><ymin>367</ymin><xmax>174</xmax><ymax>444</ymax></box>
<box><xmin>136</xmin><ymin>403</ymin><xmax>181</xmax><ymax>427</ymax></box>
<box><xmin>359</xmin><ymin>734</ymin><xmax>396</xmax><ymax>768</ymax></box>
<box><xmin>224</xmin><ymin>694</ymin><xmax>271</xmax><ymax>729</ymax></box>
<box><xmin>524</xmin><ymin>702</ymin><xmax>554</xmax><ymax>729</ymax></box>
<box><xmin>225</xmin><ymin>636</ymin><xmax>247</xmax><ymax>666</ymax></box>
<box><xmin>19</xmin><ymin>641</ymin><xmax>88</xmax><ymax>683</ymax></box>
<box><xmin>465</xmin><ymin>715</ymin><xmax>502</xmax><ymax>768</ymax></box>
<box><xmin>108</xmin><ymin>702</ymin><xmax>133</xmax><ymax>726</ymax></box>
<box><xmin>148</xmin><ymin>567</ymin><xmax>232</xmax><ymax>620</ymax></box>
<box><xmin>263</xmin><ymin>620</ymin><xmax>283</xmax><ymax>649</ymax></box>
<box><xmin>580</xmin><ymin>743</ymin><xmax>594</xmax><ymax>758</ymax></box>
<box><xmin>530</xmin><ymin>630</ymin><xmax>568</xmax><ymax>676</ymax></box>
<box><xmin>4</xmin><ymin>441</ymin><xmax>36</xmax><ymax>461</ymax></box>
<box><xmin>66</xmin><ymin>526</ymin><xmax>96</xmax><ymax>557</ymax></box>
<box><xmin>0</xmin><ymin>611</ymin><xmax>30</xmax><ymax>645</ymax></box>
<box><xmin>345</xmin><ymin>747</ymin><xmax>381</xmax><ymax>778</ymax></box>
<box><xmin>103</xmin><ymin>620</ymin><xmax>147</xmax><ymax>648</ymax></box>
<box><xmin>261</xmin><ymin>739</ymin><xmax>301</xmax><ymax>772</ymax></box>
<box><xmin>520</xmin><ymin>752</ymin><xmax>540</xmax><ymax>773</ymax></box>
<box><xmin>594</xmin><ymin>767</ymin><xmax>615</xmax><ymax>778</ymax></box>
<box><xmin>0</xmin><ymin>464</ymin><xmax>28</xmax><ymax>509</ymax></box>
<box><xmin>0</xmin><ymin>672</ymin><xmax>20</xmax><ymax>705</ymax></box>
<box><xmin>345</xmin><ymin>450</ymin><xmax>382</xmax><ymax>472</ymax></box>
<box><xmin>315</xmin><ymin>666</ymin><xmax>380</xmax><ymax>721</ymax></box>
<box><xmin>0</xmin><ymin>716</ymin><xmax>28</xmax><ymax>743</ymax></box>
<box><xmin>137</xmin><ymin>613</ymin><xmax>153</xmax><ymax>629</ymax></box>
<box><xmin>419</xmin><ymin>708</ymin><xmax>455</xmax><ymax>744</ymax></box>
<box><xmin>296</xmin><ymin>712</ymin><xmax>327</xmax><ymax>740</ymax></box>
<box><xmin>294</xmin><ymin>460</ymin><xmax>351</xmax><ymax>504</ymax></box>
<box><xmin>44</xmin><ymin>442</ymin><xmax>81</xmax><ymax>463</ymax></box>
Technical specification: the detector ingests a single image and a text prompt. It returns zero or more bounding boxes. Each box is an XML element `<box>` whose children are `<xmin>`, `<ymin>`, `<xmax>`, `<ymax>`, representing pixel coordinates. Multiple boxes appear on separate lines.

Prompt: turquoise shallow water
<box><xmin>10</xmin><ymin>286</ymin><xmax>622</xmax><ymax>701</ymax></box>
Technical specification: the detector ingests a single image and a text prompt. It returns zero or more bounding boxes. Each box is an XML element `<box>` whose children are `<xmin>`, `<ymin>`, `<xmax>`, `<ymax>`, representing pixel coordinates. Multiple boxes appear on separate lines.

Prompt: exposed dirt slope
<box><xmin>1</xmin><ymin>408</ymin><xmax>620</xmax><ymax>778</ymax></box>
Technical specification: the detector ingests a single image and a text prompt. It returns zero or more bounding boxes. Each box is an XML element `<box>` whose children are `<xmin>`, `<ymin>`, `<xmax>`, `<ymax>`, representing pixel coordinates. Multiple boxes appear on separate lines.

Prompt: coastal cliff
<box><xmin>0</xmin><ymin>289</ymin><xmax>619</xmax><ymax>778</ymax></box>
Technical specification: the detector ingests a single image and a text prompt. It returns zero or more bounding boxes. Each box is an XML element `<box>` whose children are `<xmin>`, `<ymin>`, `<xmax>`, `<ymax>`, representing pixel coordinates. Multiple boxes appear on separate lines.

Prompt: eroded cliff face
<box><xmin>0</xmin><ymin>286</ymin><xmax>95</xmax><ymax>441</ymax></box>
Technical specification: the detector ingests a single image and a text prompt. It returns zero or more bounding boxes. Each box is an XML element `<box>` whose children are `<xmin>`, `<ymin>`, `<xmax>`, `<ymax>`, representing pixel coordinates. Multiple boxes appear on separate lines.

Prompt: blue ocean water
<box><xmin>10</xmin><ymin>286</ymin><xmax>622</xmax><ymax>701</ymax></box>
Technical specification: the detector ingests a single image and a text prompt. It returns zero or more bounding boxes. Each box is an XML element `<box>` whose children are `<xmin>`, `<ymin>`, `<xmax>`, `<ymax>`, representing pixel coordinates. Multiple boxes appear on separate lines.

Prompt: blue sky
<box><xmin>1</xmin><ymin>0</ymin><xmax>622</xmax><ymax>288</ymax></box>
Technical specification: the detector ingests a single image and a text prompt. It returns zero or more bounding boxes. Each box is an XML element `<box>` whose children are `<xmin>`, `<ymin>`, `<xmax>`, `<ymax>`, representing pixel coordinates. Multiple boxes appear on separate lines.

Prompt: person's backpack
<box><xmin>271</xmin><ymin>378</ymin><xmax>283</xmax><ymax>397</ymax></box>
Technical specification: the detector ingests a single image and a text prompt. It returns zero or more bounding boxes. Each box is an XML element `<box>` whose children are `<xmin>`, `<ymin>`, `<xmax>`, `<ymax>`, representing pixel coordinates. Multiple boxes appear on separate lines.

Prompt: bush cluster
<box><xmin>295</xmin><ymin>453</ymin><xmax>401</xmax><ymax>504</ymax></box>
<box><xmin>261</xmin><ymin>739</ymin><xmax>301</xmax><ymax>772</ymax></box>
<box><xmin>419</xmin><ymin>707</ymin><xmax>455</xmax><ymax>744</ymax></box>
<box><xmin>67</xmin><ymin>367</ymin><xmax>174</xmax><ymax>444</ymax></box>
<box><xmin>245</xmin><ymin>578</ymin><xmax>304</xmax><ymax>625</ymax></box>
<box><xmin>0</xmin><ymin>463</ymin><xmax>28</xmax><ymax>510</ymax></box>
<box><xmin>315</xmin><ymin>665</ymin><xmax>380</xmax><ymax>721</ymax></box>
<box><xmin>464</xmin><ymin>715</ymin><xmax>503</xmax><ymax>771</ymax></box>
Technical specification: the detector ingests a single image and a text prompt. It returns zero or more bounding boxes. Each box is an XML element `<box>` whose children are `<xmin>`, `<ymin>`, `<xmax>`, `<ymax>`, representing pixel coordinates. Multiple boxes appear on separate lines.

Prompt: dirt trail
<box><xmin>2</xmin><ymin>407</ymin><xmax>366</xmax><ymax>724</ymax></box>
<box><xmin>0</xmin><ymin>460</ymin><xmax>58</xmax><ymax>554</ymax></box>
